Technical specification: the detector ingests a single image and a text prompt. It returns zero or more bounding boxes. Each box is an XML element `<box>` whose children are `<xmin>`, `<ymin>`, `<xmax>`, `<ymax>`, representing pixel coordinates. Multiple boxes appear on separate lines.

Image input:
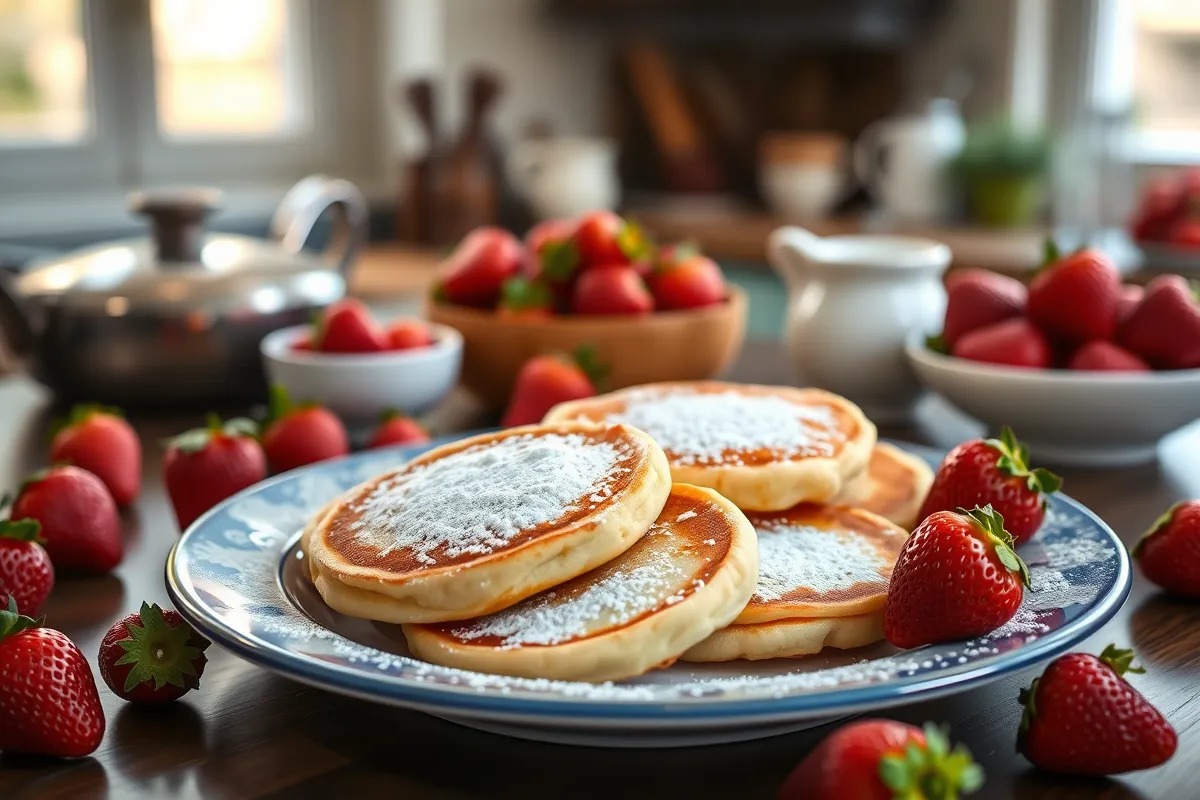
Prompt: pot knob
<box><xmin>128</xmin><ymin>188</ymin><xmax>223</xmax><ymax>265</ymax></box>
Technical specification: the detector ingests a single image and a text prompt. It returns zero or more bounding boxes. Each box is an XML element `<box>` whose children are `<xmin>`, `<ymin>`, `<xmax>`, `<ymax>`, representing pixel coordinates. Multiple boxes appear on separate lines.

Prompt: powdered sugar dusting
<box><xmin>604</xmin><ymin>388</ymin><xmax>839</xmax><ymax>466</ymax></box>
<box><xmin>445</xmin><ymin>522</ymin><xmax>711</xmax><ymax>649</ymax></box>
<box><xmin>753</xmin><ymin>522</ymin><xmax>888</xmax><ymax>603</ymax></box>
<box><xmin>348</xmin><ymin>432</ymin><xmax>630</xmax><ymax>566</ymax></box>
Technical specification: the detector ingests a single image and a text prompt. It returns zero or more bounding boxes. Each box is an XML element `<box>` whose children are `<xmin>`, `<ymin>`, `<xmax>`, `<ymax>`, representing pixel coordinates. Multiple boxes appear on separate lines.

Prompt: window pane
<box><xmin>0</xmin><ymin>0</ymin><xmax>88</xmax><ymax>143</ymax></box>
<box><xmin>151</xmin><ymin>0</ymin><xmax>308</xmax><ymax>139</ymax></box>
<box><xmin>1133</xmin><ymin>0</ymin><xmax>1200</xmax><ymax>132</ymax></box>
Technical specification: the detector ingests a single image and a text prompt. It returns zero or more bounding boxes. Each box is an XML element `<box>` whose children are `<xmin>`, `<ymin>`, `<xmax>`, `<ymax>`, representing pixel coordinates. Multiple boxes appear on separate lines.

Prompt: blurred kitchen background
<box><xmin>1</xmin><ymin>0</ymin><xmax>1197</xmax><ymax>340</ymax></box>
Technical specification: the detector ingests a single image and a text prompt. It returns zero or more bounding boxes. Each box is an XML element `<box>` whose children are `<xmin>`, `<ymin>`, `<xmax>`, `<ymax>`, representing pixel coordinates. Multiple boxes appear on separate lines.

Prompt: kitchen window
<box><xmin>0</xmin><ymin>0</ymin><xmax>383</xmax><ymax>238</ymax></box>
<box><xmin>1092</xmin><ymin>0</ymin><xmax>1200</xmax><ymax>165</ymax></box>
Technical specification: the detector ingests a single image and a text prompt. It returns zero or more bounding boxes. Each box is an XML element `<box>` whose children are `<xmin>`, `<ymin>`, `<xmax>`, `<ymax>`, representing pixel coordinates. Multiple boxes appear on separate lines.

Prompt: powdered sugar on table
<box><xmin>604</xmin><ymin>388</ymin><xmax>839</xmax><ymax>466</ymax></box>
<box><xmin>348</xmin><ymin>432</ymin><xmax>631</xmax><ymax>566</ymax></box>
<box><xmin>753</xmin><ymin>522</ymin><xmax>888</xmax><ymax>603</ymax></box>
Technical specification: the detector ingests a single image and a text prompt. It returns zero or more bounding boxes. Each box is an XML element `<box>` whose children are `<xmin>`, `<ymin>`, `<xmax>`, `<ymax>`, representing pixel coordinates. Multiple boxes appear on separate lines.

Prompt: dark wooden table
<box><xmin>1</xmin><ymin>340</ymin><xmax>1198</xmax><ymax>800</ymax></box>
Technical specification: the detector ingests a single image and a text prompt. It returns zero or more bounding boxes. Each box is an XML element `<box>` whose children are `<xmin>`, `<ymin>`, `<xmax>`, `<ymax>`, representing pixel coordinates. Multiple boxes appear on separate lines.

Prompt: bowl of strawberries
<box><xmin>1130</xmin><ymin>167</ymin><xmax>1200</xmax><ymax>270</ymax></box>
<box><xmin>260</xmin><ymin>299</ymin><xmax>462</xmax><ymax>427</ymax></box>
<box><xmin>907</xmin><ymin>246</ymin><xmax>1200</xmax><ymax>466</ymax></box>
<box><xmin>426</xmin><ymin>211</ymin><xmax>747</xmax><ymax>407</ymax></box>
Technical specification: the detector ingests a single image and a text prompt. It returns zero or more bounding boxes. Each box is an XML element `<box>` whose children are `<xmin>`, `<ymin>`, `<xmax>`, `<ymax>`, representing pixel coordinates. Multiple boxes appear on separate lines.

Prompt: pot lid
<box><xmin>14</xmin><ymin>183</ymin><xmax>361</xmax><ymax>312</ymax></box>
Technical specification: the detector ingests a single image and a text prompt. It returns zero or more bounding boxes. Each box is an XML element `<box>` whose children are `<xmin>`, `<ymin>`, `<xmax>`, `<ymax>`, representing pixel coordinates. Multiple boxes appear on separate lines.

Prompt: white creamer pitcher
<box><xmin>767</xmin><ymin>226</ymin><xmax>950</xmax><ymax>422</ymax></box>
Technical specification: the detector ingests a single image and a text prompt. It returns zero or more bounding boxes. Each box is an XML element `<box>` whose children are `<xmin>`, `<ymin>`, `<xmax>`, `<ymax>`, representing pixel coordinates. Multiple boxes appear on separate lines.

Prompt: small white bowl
<box><xmin>261</xmin><ymin>323</ymin><xmax>463</xmax><ymax>428</ymax></box>
<box><xmin>906</xmin><ymin>338</ymin><xmax>1200</xmax><ymax>467</ymax></box>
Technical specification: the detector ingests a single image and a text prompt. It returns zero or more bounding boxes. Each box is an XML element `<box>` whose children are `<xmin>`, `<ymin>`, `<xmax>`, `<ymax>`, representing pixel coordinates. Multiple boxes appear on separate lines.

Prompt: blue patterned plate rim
<box><xmin>166</xmin><ymin>434</ymin><xmax>1131</xmax><ymax>723</ymax></box>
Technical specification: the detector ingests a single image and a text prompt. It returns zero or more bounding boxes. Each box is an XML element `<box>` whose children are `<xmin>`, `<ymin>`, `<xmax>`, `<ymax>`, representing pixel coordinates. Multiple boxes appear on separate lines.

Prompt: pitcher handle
<box><xmin>852</xmin><ymin>119</ymin><xmax>894</xmax><ymax>196</ymax></box>
<box><xmin>767</xmin><ymin>226</ymin><xmax>822</xmax><ymax>289</ymax></box>
<box><xmin>270</xmin><ymin>175</ymin><xmax>368</xmax><ymax>276</ymax></box>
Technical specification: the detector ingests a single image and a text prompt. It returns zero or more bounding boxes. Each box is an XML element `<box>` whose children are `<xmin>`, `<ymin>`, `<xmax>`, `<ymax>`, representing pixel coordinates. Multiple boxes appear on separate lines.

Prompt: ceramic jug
<box><xmin>767</xmin><ymin>226</ymin><xmax>950</xmax><ymax>422</ymax></box>
<box><xmin>853</xmin><ymin>98</ymin><xmax>965</xmax><ymax>224</ymax></box>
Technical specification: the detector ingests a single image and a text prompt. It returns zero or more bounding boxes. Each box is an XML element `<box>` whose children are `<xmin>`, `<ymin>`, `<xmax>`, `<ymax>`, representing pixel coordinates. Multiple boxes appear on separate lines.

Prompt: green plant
<box><xmin>952</xmin><ymin>120</ymin><xmax>1051</xmax><ymax>179</ymax></box>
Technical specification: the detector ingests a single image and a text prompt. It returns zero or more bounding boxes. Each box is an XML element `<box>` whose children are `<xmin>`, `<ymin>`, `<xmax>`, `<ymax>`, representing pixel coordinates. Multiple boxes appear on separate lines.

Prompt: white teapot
<box><xmin>767</xmin><ymin>227</ymin><xmax>950</xmax><ymax>422</ymax></box>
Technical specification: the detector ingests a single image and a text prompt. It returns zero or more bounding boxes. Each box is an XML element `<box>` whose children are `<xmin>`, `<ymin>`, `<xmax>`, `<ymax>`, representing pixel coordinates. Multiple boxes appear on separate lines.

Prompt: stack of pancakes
<box><xmin>302</xmin><ymin>381</ymin><xmax>933</xmax><ymax>682</ymax></box>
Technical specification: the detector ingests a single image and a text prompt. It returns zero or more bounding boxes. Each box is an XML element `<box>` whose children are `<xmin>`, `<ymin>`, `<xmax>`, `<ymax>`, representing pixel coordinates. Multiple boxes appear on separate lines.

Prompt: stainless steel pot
<box><xmin>0</xmin><ymin>175</ymin><xmax>367</xmax><ymax>407</ymax></box>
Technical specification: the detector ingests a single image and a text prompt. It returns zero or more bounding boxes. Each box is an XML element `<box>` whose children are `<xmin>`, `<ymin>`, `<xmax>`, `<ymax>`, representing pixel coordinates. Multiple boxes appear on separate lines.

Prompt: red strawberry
<box><xmin>951</xmin><ymin>318</ymin><xmax>1052</xmax><ymax>369</ymax></box>
<box><xmin>261</xmin><ymin>386</ymin><xmax>349</xmax><ymax>473</ymax></box>
<box><xmin>1169</xmin><ymin>218</ymin><xmax>1200</xmax><ymax>250</ymax></box>
<box><xmin>1027</xmin><ymin>248</ymin><xmax>1121</xmax><ymax>345</ymax></box>
<box><xmin>524</xmin><ymin>218</ymin><xmax>579</xmax><ymax>283</ymax></box>
<box><xmin>163</xmin><ymin>415</ymin><xmax>267</xmax><ymax>530</ymax></box>
<box><xmin>1118</xmin><ymin>274</ymin><xmax>1200</xmax><ymax>369</ymax></box>
<box><xmin>502</xmin><ymin>346</ymin><xmax>607</xmax><ymax>428</ymax></box>
<box><xmin>0</xmin><ymin>598</ymin><xmax>105</xmax><ymax>758</ymax></box>
<box><xmin>918</xmin><ymin>427</ymin><xmax>1060</xmax><ymax>545</ymax></box>
<box><xmin>572</xmin><ymin>265</ymin><xmax>654</xmax><ymax>315</ymax></box>
<box><xmin>368</xmin><ymin>411</ymin><xmax>431</xmax><ymax>449</ymax></box>
<box><xmin>1018</xmin><ymin>645</ymin><xmax>1176</xmax><ymax>775</ymax></box>
<box><xmin>1117</xmin><ymin>284</ymin><xmax>1144</xmax><ymax>324</ymax></box>
<box><xmin>498</xmin><ymin>276</ymin><xmax>556</xmax><ymax>318</ymax></box>
<box><xmin>98</xmin><ymin>602</ymin><xmax>210</xmax><ymax>704</ymax></box>
<box><xmin>1067</xmin><ymin>340</ymin><xmax>1150</xmax><ymax>372</ymax></box>
<box><xmin>0</xmin><ymin>519</ymin><xmax>53</xmax><ymax>616</ymax></box>
<box><xmin>884</xmin><ymin>506</ymin><xmax>1030</xmax><ymax>648</ymax></box>
<box><xmin>313</xmin><ymin>298</ymin><xmax>387</xmax><ymax>353</ymax></box>
<box><xmin>386</xmin><ymin>318</ymin><xmax>435</xmax><ymax>350</ymax></box>
<box><xmin>938</xmin><ymin>269</ymin><xmax>1027</xmax><ymax>349</ymax></box>
<box><xmin>573</xmin><ymin>211</ymin><xmax>651</xmax><ymax>268</ymax></box>
<box><xmin>435</xmin><ymin>227</ymin><xmax>524</xmax><ymax>308</ymax></box>
<box><xmin>648</xmin><ymin>252</ymin><xmax>727</xmax><ymax>311</ymax></box>
<box><xmin>292</xmin><ymin>336</ymin><xmax>313</xmax><ymax>352</ymax></box>
<box><xmin>779</xmin><ymin>720</ymin><xmax>983</xmax><ymax>800</ymax></box>
<box><xmin>1132</xmin><ymin>500</ymin><xmax>1200</xmax><ymax>597</ymax></box>
<box><xmin>48</xmin><ymin>404</ymin><xmax>141</xmax><ymax>507</ymax></box>
<box><xmin>11</xmin><ymin>466</ymin><xmax>122</xmax><ymax>573</ymax></box>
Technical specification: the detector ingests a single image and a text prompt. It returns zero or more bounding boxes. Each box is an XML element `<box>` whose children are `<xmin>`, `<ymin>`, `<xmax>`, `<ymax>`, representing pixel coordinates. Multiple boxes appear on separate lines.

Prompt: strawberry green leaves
<box><xmin>168</xmin><ymin>414</ymin><xmax>258</xmax><ymax>454</ymax></box>
<box><xmin>878</xmin><ymin>723</ymin><xmax>984</xmax><ymax>799</ymax></box>
<box><xmin>987</xmin><ymin>426</ymin><xmax>1062</xmax><ymax>496</ymax></box>
<box><xmin>1132</xmin><ymin>502</ymin><xmax>1182</xmax><ymax>559</ymax></box>
<box><xmin>571</xmin><ymin>344</ymin><xmax>610</xmax><ymax>392</ymax></box>
<box><xmin>0</xmin><ymin>595</ymin><xmax>42</xmax><ymax>641</ymax></box>
<box><xmin>1098</xmin><ymin>644</ymin><xmax>1145</xmax><ymax>679</ymax></box>
<box><xmin>0</xmin><ymin>518</ymin><xmax>42</xmax><ymax>543</ymax></box>
<box><xmin>962</xmin><ymin>504</ymin><xmax>1031</xmax><ymax>588</ymax></box>
<box><xmin>113</xmin><ymin>602</ymin><xmax>208</xmax><ymax>693</ymax></box>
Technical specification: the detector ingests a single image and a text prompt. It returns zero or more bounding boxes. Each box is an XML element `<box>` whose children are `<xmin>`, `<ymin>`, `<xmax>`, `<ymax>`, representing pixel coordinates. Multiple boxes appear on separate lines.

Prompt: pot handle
<box><xmin>270</xmin><ymin>175</ymin><xmax>369</xmax><ymax>276</ymax></box>
<box><xmin>0</xmin><ymin>268</ymin><xmax>36</xmax><ymax>359</ymax></box>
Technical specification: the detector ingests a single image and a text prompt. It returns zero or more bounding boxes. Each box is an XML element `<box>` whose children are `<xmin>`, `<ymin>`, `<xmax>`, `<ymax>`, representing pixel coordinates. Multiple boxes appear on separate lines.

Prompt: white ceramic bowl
<box><xmin>260</xmin><ymin>323</ymin><xmax>462</xmax><ymax>428</ymax></box>
<box><xmin>906</xmin><ymin>338</ymin><xmax>1200</xmax><ymax>467</ymax></box>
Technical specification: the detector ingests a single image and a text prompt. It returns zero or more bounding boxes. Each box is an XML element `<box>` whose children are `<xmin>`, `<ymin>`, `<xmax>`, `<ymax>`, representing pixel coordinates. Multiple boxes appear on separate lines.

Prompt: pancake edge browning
<box><xmin>306</xmin><ymin>422</ymin><xmax>672</xmax><ymax>624</ymax></box>
<box><xmin>401</xmin><ymin>484</ymin><xmax>759</xmax><ymax>682</ymax></box>
<box><xmin>833</xmin><ymin>442</ymin><xmax>935</xmax><ymax>530</ymax></box>
<box><xmin>680</xmin><ymin>609</ymin><xmax>884</xmax><ymax>662</ymax></box>
<box><xmin>544</xmin><ymin>382</ymin><xmax>877</xmax><ymax>511</ymax></box>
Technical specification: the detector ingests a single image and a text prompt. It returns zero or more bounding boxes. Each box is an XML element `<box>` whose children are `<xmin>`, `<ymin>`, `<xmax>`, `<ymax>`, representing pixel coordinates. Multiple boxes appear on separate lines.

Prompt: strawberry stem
<box><xmin>267</xmin><ymin>384</ymin><xmax>294</xmax><ymax>427</ymax></box>
<box><xmin>1131</xmin><ymin>503</ymin><xmax>1180</xmax><ymax>559</ymax></box>
<box><xmin>987</xmin><ymin>427</ymin><xmax>1062</xmax><ymax>496</ymax></box>
<box><xmin>878</xmin><ymin>723</ymin><xmax>984</xmax><ymax>799</ymax></box>
<box><xmin>926</xmin><ymin>333</ymin><xmax>950</xmax><ymax>355</ymax></box>
<box><xmin>571</xmin><ymin>344</ymin><xmax>610</xmax><ymax>391</ymax></box>
<box><xmin>113</xmin><ymin>602</ymin><xmax>209</xmax><ymax>693</ymax></box>
<box><xmin>617</xmin><ymin>218</ymin><xmax>653</xmax><ymax>262</ymax></box>
<box><xmin>0</xmin><ymin>518</ymin><xmax>43</xmax><ymax>543</ymax></box>
<box><xmin>168</xmin><ymin>416</ymin><xmax>258</xmax><ymax>454</ymax></box>
<box><xmin>1098</xmin><ymin>644</ymin><xmax>1145</xmax><ymax>678</ymax></box>
<box><xmin>961</xmin><ymin>504</ymin><xmax>1031</xmax><ymax>588</ymax></box>
<box><xmin>540</xmin><ymin>239</ymin><xmax>579</xmax><ymax>282</ymax></box>
<box><xmin>0</xmin><ymin>595</ymin><xmax>42</xmax><ymax>641</ymax></box>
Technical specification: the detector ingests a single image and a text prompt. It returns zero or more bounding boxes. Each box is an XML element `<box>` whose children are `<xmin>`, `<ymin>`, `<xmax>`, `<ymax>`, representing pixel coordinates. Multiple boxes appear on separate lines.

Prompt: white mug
<box><xmin>507</xmin><ymin>137</ymin><xmax>619</xmax><ymax>220</ymax></box>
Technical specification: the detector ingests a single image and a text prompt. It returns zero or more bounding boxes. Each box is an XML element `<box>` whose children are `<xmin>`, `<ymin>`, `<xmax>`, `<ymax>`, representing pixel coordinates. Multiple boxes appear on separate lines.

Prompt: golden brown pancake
<box><xmin>682</xmin><ymin>610</ymin><xmax>884</xmax><ymax>662</ymax></box>
<box><xmin>833</xmin><ymin>443</ymin><xmax>934</xmax><ymax>530</ymax></box>
<box><xmin>306</xmin><ymin>422</ymin><xmax>672</xmax><ymax>623</ymax></box>
<box><xmin>544</xmin><ymin>381</ymin><xmax>876</xmax><ymax>511</ymax></box>
<box><xmin>403</xmin><ymin>484</ymin><xmax>758</xmax><ymax>682</ymax></box>
<box><xmin>736</xmin><ymin>504</ymin><xmax>907</xmax><ymax>624</ymax></box>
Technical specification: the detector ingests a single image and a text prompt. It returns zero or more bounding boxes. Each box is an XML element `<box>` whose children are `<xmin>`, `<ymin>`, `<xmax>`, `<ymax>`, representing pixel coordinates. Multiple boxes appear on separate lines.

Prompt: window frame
<box><xmin>0</xmin><ymin>0</ymin><xmax>386</xmax><ymax>238</ymax></box>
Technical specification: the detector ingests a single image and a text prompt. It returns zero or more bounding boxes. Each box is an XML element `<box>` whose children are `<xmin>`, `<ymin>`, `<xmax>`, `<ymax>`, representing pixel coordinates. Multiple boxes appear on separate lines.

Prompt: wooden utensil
<box><xmin>397</xmin><ymin>78</ymin><xmax>439</xmax><ymax>244</ymax></box>
<box><xmin>433</xmin><ymin>68</ymin><xmax>504</xmax><ymax>244</ymax></box>
<box><xmin>623</xmin><ymin>40</ymin><xmax>724</xmax><ymax>194</ymax></box>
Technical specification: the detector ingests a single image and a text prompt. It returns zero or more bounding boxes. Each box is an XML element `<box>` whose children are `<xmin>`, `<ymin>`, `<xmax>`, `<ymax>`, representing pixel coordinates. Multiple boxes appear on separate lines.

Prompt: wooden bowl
<box><xmin>427</xmin><ymin>287</ymin><xmax>747</xmax><ymax>407</ymax></box>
